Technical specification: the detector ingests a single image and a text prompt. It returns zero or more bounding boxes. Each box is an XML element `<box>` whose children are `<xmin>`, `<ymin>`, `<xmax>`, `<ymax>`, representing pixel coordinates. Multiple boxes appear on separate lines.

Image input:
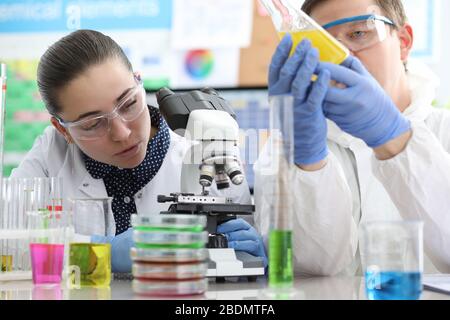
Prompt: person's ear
<box><xmin>397</xmin><ymin>23</ymin><xmax>414</xmax><ymax>62</ymax></box>
<box><xmin>134</xmin><ymin>71</ymin><xmax>142</xmax><ymax>82</ymax></box>
<box><xmin>50</xmin><ymin>117</ymin><xmax>74</xmax><ymax>144</ymax></box>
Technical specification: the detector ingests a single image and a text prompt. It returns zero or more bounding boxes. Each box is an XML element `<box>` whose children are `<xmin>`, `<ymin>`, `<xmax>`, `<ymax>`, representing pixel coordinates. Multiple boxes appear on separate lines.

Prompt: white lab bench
<box><xmin>1</xmin><ymin>276</ymin><xmax>449</xmax><ymax>300</ymax></box>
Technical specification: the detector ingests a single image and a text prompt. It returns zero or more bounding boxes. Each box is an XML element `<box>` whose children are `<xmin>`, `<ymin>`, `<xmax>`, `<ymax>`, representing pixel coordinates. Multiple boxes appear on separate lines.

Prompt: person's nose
<box><xmin>109</xmin><ymin>117</ymin><xmax>131</xmax><ymax>141</ymax></box>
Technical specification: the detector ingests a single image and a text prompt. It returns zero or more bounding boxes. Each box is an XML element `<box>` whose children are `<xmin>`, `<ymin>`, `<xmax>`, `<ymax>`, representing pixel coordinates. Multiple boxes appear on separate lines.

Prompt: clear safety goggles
<box><xmin>322</xmin><ymin>14</ymin><xmax>396</xmax><ymax>53</ymax></box>
<box><xmin>57</xmin><ymin>77</ymin><xmax>146</xmax><ymax>141</ymax></box>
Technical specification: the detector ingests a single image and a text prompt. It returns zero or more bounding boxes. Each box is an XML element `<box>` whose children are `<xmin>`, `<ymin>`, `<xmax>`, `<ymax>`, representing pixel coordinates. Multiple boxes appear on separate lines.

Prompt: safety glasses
<box><xmin>57</xmin><ymin>77</ymin><xmax>146</xmax><ymax>141</ymax></box>
<box><xmin>322</xmin><ymin>14</ymin><xmax>396</xmax><ymax>53</ymax></box>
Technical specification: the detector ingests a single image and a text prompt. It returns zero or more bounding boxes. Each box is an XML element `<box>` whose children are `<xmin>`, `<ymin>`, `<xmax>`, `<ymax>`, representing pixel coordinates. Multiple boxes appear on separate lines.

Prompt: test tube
<box><xmin>17</xmin><ymin>178</ymin><xmax>31</xmax><ymax>270</ymax></box>
<box><xmin>0</xmin><ymin>63</ymin><xmax>6</xmax><ymax>179</ymax></box>
<box><xmin>268</xmin><ymin>95</ymin><xmax>294</xmax><ymax>289</ymax></box>
<box><xmin>11</xmin><ymin>178</ymin><xmax>18</xmax><ymax>271</ymax></box>
<box><xmin>0</xmin><ymin>64</ymin><xmax>6</xmax><ymax>272</ymax></box>
<box><xmin>0</xmin><ymin>178</ymin><xmax>5</xmax><ymax>271</ymax></box>
<box><xmin>2</xmin><ymin>178</ymin><xmax>12</xmax><ymax>272</ymax></box>
<box><xmin>49</xmin><ymin>177</ymin><xmax>63</xmax><ymax>212</ymax></box>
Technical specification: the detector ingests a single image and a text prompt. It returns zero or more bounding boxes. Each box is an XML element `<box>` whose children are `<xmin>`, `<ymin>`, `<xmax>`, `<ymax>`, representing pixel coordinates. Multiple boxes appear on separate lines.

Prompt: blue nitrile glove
<box><xmin>216</xmin><ymin>218</ymin><xmax>268</xmax><ymax>268</ymax></box>
<box><xmin>91</xmin><ymin>228</ymin><xmax>134</xmax><ymax>273</ymax></box>
<box><xmin>268</xmin><ymin>35</ymin><xmax>330</xmax><ymax>165</ymax></box>
<box><xmin>319</xmin><ymin>55</ymin><xmax>411</xmax><ymax>148</ymax></box>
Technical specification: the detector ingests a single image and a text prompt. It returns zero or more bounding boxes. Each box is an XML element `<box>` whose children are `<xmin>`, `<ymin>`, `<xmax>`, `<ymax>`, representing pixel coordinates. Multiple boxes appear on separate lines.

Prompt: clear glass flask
<box><xmin>69</xmin><ymin>197</ymin><xmax>115</xmax><ymax>237</ymax></box>
<box><xmin>260</xmin><ymin>0</ymin><xmax>349</xmax><ymax>63</ymax></box>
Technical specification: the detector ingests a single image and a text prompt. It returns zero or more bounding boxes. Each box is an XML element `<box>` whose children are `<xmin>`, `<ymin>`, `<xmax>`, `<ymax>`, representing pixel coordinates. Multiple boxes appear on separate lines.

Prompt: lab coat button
<box><xmin>137</xmin><ymin>193</ymin><xmax>143</xmax><ymax>199</ymax></box>
<box><xmin>83</xmin><ymin>183</ymin><xmax>89</xmax><ymax>187</ymax></box>
<box><xmin>124</xmin><ymin>196</ymin><xmax>131</xmax><ymax>203</ymax></box>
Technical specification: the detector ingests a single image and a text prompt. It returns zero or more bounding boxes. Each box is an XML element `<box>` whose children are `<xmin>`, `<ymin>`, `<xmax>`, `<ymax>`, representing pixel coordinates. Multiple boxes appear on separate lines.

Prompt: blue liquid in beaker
<box><xmin>365</xmin><ymin>271</ymin><xmax>422</xmax><ymax>300</ymax></box>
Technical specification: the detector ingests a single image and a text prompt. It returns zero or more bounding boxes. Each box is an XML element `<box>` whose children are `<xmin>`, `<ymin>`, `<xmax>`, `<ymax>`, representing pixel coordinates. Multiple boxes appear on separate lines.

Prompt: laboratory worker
<box><xmin>11</xmin><ymin>30</ymin><xmax>266</xmax><ymax>272</ymax></box>
<box><xmin>254</xmin><ymin>0</ymin><xmax>450</xmax><ymax>275</ymax></box>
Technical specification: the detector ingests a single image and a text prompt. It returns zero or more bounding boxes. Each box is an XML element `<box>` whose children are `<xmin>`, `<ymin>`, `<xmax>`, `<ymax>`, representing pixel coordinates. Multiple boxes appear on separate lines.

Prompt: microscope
<box><xmin>156</xmin><ymin>87</ymin><xmax>265</xmax><ymax>281</ymax></box>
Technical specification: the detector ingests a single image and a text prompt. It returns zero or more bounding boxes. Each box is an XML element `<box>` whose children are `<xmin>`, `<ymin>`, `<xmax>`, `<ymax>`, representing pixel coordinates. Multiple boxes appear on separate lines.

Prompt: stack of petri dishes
<box><xmin>130</xmin><ymin>214</ymin><xmax>209</xmax><ymax>297</ymax></box>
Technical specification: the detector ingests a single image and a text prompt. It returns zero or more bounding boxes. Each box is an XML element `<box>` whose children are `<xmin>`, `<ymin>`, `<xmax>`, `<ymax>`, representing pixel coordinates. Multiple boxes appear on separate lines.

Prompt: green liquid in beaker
<box><xmin>269</xmin><ymin>230</ymin><xmax>293</xmax><ymax>288</ymax></box>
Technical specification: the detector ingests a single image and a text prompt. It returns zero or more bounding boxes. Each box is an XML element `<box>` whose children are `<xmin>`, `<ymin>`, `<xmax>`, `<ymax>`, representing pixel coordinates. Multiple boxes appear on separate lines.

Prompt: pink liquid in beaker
<box><xmin>30</xmin><ymin>243</ymin><xmax>65</xmax><ymax>285</ymax></box>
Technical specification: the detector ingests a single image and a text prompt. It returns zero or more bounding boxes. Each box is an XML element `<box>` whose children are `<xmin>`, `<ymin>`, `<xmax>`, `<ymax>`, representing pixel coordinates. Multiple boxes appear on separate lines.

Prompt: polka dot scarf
<box><xmin>83</xmin><ymin>106</ymin><xmax>171</xmax><ymax>235</ymax></box>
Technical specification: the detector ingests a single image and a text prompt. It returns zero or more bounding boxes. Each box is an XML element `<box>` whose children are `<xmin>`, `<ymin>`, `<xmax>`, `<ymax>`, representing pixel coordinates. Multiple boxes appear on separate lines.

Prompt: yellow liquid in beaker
<box><xmin>69</xmin><ymin>243</ymin><xmax>111</xmax><ymax>287</ymax></box>
<box><xmin>279</xmin><ymin>30</ymin><xmax>348</xmax><ymax>64</ymax></box>
<box><xmin>1</xmin><ymin>255</ymin><xmax>13</xmax><ymax>272</ymax></box>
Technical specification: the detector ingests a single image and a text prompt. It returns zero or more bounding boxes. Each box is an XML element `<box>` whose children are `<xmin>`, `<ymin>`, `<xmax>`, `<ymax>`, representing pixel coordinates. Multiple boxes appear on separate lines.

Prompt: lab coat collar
<box><xmin>68</xmin><ymin>144</ymin><xmax>108</xmax><ymax>198</ymax></box>
<box><xmin>402</xmin><ymin>58</ymin><xmax>439</xmax><ymax>122</ymax></box>
<box><xmin>327</xmin><ymin>58</ymin><xmax>439</xmax><ymax>148</ymax></box>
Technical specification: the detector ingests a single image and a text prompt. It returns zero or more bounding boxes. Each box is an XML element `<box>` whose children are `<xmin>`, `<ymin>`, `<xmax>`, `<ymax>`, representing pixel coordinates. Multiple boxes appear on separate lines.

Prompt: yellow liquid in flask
<box><xmin>279</xmin><ymin>29</ymin><xmax>349</xmax><ymax>64</ymax></box>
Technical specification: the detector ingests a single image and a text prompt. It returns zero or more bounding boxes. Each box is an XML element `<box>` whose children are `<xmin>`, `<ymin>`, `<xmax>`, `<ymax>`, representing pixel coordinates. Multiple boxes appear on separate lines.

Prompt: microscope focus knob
<box><xmin>208</xmin><ymin>233</ymin><xmax>228</xmax><ymax>249</ymax></box>
<box><xmin>201</xmin><ymin>87</ymin><xmax>219</xmax><ymax>95</ymax></box>
<box><xmin>157</xmin><ymin>195</ymin><xmax>177</xmax><ymax>203</ymax></box>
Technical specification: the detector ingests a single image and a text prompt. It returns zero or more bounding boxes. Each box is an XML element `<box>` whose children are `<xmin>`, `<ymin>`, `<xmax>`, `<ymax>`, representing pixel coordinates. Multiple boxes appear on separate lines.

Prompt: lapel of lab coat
<box><xmin>326</xmin><ymin>120</ymin><xmax>373</xmax><ymax>210</ymax></box>
<box><xmin>69</xmin><ymin>144</ymin><xmax>109</xmax><ymax>199</ymax></box>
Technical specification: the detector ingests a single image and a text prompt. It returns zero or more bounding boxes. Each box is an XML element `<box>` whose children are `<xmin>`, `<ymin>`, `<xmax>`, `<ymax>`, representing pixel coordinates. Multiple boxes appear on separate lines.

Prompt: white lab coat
<box><xmin>11</xmin><ymin>126</ymin><xmax>252</xmax><ymax>235</ymax></box>
<box><xmin>254</xmin><ymin>59</ymin><xmax>450</xmax><ymax>276</ymax></box>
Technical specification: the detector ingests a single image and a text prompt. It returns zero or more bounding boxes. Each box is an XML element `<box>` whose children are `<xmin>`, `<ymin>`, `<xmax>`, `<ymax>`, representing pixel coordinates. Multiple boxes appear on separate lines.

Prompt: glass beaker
<box><xmin>361</xmin><ymin>220</ymin><xmax>423</xmax><ymax>300</ymax></box>
<box><xmin>68</xmin><ymin>242</ymin><xmax>111</xmax><ymax>288</ymax></box>
<box><xmin>28</xmin><ymin>210</ymin><xmax>72</xmax><ymax>285</ymax></box>
<box><xmin>68</xmin><ymin>198</ymin><xmax>113</xmax><ymax>288</ymax></box>
<box><xmin>267</xmin><ymin>96</ymin><xmax>294</xmax><ymax>289</ymax></box>
<box><xmin>259</xmin><ymin>0</ymin><xmax>349</xmax><ymax>63</ymax></box>
<box><xmin>1</xmin><ymin>177</ymin><xmax>65</xmax><ymax>281</ymax></box>
<box><xmin>0</xmin><ymin>177</ymin><xmax>35</xmax><ymax>279</ymax></box>
<box><xmin>69</xmin><ymin>197</ymin><xmax>115</xmax><ymax>237</ymax></box>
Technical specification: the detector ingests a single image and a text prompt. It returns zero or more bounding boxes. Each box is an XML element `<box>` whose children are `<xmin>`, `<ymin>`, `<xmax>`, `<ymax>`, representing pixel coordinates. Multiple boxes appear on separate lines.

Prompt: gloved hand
<box><xmin>91</xmin><ymin>228</ymin><xmax>134</xmax><ymax>273</ymax></box>
<box><xmin>217</xmin><ymin>218</ymin><xmax>268</xmax><ymax>268</ymax></box>
<box><xmin>268</xmin><ymin>35</ymin><xmax>330</xmax><ymax>165</ymax></box>
<box><xmin>319</xmin><ymin>55</ymin><xmax>411</xmax><ymax>148</ymax></box>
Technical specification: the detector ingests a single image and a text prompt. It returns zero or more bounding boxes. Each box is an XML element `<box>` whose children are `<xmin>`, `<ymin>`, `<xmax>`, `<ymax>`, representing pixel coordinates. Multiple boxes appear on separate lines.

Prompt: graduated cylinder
<box><xmin>268</xmin><ymin>95</ymin><xmax>295</xmax><ymax>289</ymax></box>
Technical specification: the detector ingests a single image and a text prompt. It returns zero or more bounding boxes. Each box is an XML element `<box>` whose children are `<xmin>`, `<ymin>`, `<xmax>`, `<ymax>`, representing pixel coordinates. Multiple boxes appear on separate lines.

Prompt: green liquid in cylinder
<box><xmin>269</xmin><ymin>230</ymin><xmax>293</xmax><ymax>288</ymax></box>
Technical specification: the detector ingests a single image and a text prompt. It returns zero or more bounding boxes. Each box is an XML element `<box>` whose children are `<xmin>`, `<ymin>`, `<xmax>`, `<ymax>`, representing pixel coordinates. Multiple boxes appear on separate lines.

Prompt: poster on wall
<box><xmin>0</xmin><ymin>0</ymin><xmax>173</xmax><ymax>88</ymax></box>
<box><xmin>169</xmin><ymin>48</ymin><xmax>240</xmax><ymax>89</ymax></box>
<box><xmin>171</xmin><ymin>0</ymin><xmax>253</xmax><ymax>49</ymax></box>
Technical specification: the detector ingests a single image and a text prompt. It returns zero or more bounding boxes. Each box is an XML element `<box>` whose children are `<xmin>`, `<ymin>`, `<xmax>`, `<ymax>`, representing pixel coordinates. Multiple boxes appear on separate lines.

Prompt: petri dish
<box><xmin>132</xmin><ymin>278</ymin><xmax>208</xmax><ymax>297</ymax></box>
<box><xmin>130</xmin><ymin>247</ymin><xmax>208</xmax><ymax>263</ymax></box>
<box><xmin>133</xmin><ymin>230</ymin><xmax>208</xmax><ymax>249</ymax></box>
<box><xmin>131</xmin><ymin>214</ymin><xmax>206</xmax><ymax>232</ymax></box>
<box><xmin>132</xmin><ymin>261</ymin><xmax>208</xmax><ymax>280</ymax></box>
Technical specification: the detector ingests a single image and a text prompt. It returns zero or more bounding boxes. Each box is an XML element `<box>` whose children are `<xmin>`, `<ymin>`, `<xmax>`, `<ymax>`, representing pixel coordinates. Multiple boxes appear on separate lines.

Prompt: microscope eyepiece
<box><xmin>155</xmin><ymin>87</ymin><xmax>174</xmax><ymax>104</ymax></box>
